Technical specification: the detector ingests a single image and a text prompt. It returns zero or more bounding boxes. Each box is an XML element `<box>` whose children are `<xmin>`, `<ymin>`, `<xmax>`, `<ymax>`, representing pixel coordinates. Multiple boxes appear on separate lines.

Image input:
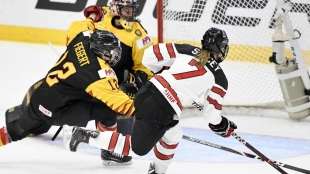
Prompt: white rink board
<box><xmin>0</xmin><ymin>0</ymin><xmax>310</xmax><ymax>49</ymax></box>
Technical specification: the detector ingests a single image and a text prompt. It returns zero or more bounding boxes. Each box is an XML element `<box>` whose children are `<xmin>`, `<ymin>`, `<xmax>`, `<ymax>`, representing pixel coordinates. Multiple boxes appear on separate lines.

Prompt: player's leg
<box><xmin>131</xmin><ymin>81</ymin><xmax>178</xmax><ymax>156</ymax></box>
<box><xmin>93</xmin><ymin>101</ymin><xmax>117</xmax><ymax>132</ymax></box>
<box><xmin>150</xmin><ymin>124</ymin><xmax>182</xmax><ymax>174</ymax></box>
<box><xmin>58</xmin><ymin>100</ymin><xmax>132</xmax><ymax>165</ymax></box>
<box><xmin>89</xmin><ymin>102</ymin><xmax>132</xmax><ymax>165</ymax></box>
<box><xmin>132</xmin><ymin>82</ymin><xmax>180</xmax><ymax>174</ymax></box>
<box><xmin>116</xmin><ymin>117</ymin><xmax>134</xmax><ymax>135</ymax></box>
<box><xmin>70</xmin><ymin>127</ymin><xmax>132</xmax><ymax>165</ymax></box>
<box><xmin>1</xmin><ymin>79</ymin><xmax>51</xmax><ymax>146</ymax></box>
<box><xmin>1</xmin><ymin>103</ymin><xmax>50</xmax><ymax>147</ymax></box>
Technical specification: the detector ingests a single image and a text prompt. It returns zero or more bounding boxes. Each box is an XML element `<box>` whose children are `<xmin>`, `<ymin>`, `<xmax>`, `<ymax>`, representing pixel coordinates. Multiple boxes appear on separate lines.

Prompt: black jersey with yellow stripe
<box><xmin>31</xmin><ymin>31</ymin><xmax>134</xmax><ymax>118</ymax></box>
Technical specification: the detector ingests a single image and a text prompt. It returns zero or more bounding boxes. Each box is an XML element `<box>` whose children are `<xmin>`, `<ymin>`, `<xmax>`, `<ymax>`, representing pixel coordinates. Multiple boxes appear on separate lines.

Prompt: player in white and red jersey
<box><xmin>67</xmin><ymin>28</ymin><xmax>237</xmax><ymax>173</ymax></box>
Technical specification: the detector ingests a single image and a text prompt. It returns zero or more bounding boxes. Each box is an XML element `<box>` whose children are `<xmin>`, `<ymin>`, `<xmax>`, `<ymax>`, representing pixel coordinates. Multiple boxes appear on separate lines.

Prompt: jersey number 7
<box><xmin>172</xmin><ymin>59</ymin><xmax>207</xmax><ymax>80</ymax></box>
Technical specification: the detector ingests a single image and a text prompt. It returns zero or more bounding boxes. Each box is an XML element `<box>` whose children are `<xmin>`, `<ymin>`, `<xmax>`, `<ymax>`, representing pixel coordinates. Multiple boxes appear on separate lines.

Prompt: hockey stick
<box><xmin>232</xmin><ymin>132</ymin><xmax>288</xmax><ymax>174</ymax></box>
<box><xmin>51</xmin><ymin>126</ymin><xmax>63</xmax><ymax>141</ymax></box>
<box><xmin>182</xmin><ymin>134</ymin><xmax>310</xmax><ymax>174</ymax></box>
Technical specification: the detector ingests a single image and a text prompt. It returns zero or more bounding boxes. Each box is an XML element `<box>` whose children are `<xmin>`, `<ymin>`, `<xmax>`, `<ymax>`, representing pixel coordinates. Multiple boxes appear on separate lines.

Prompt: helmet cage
<box><xmin>201</xmin><ymin>28</ymin><xmax>229</xmax><ymax>63</ymax></box>
<box><xmin>111</xmin><ymin>0</ymin><xmax>138</xmax><ymax>21</ymax></box>
<box><xmin>90</xmin><ymin>30</ymin><xmax>122</xmax><ymax>67</ymax></box>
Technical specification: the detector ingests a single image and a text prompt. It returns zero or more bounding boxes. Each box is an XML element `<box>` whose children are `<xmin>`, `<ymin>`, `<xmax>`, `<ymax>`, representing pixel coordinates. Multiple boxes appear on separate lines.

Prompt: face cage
<box><xmin>97</xmin><ymin>47</ymin><xmax>122</xmax><ymax>67</ymax></box>
<box><xmin>116</xmin><ymin>4</ymin><xmax>137</xmax><ymax>21</ymax></box>
<box><xmin>211</xmin><ymin>44</ymin><xmax>229</xmax><ymax>63</ymax></box>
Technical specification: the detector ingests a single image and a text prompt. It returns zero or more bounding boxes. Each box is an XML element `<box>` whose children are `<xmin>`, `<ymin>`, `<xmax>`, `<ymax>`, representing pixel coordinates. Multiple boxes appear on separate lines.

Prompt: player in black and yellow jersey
<box><xmin>66</xmin><ymin>0</ymin><xmax>153</xmax><ymax>135</ymax></box>
<box><xmin>0</xmin><ymin>30</ymin><xmax>134</xmax><ymax>164</ymax></box>
<box><xmin>67</xmin><ymin>0</ymin><xmax>153</xmax><ymax>83</ymax></box>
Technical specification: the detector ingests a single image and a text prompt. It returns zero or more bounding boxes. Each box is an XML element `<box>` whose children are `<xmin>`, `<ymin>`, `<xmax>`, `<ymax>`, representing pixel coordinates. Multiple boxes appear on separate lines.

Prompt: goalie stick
<box><xmin>182</xmin><ymin>134</ymin><xmax>310</xmax><ymax>174</ymax></box>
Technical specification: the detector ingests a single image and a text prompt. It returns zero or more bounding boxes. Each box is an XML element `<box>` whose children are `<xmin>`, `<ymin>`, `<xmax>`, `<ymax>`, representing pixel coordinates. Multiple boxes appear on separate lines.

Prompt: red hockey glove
<box><xmin>209</xmin><ymin>116</ymin><xmax>237</xmax><ymax>138</ymax></box>
<box><xmin>84</xmin><ymin>5</ymin><xmax>103</xmax><ymax>22</ymax></box>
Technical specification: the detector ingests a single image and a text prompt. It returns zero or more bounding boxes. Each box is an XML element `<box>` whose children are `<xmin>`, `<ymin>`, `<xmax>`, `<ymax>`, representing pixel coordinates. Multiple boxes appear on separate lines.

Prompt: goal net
<box><xmin>157</xmin><ymin>0</ymin><xmax>310</xmax><ymax>109</ymax></box>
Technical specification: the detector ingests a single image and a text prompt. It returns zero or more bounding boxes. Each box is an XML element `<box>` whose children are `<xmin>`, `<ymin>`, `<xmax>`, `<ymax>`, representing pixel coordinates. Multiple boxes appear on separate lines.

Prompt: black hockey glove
<box><xmin>120</xmin><ymin>70</ymin><xmax>139</xmax><ymax>98</ymax></box>
<box><xmin>133</xmin><ymin>70</ymin><xmax>148</xmax><ymax>89</ymax></box>
<box><xmin>209</xmin><ymin>116</ymin><xmax>237</xmax><ymax>138</ymax></box>
<box><xmin>120</xmin><ymin>82</ymin><xmax>138</xmax><ymax>99</ymax></box>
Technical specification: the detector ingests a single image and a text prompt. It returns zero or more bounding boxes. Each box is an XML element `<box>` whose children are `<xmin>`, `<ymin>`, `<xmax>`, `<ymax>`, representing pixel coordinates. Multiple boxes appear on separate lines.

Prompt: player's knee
<box><xmin>132</xmin><ymin>145</ymin><xmax>149</xmax><ymax>156</ymax></box>
<box><xmin>131</xmin><ymin>140</ymin><xmax>151</xmax><ymax>156</ymax></box>
<box><xmin>162</xmin><ymin>124</ymin><xmax>182</xmax><ymax>144</ymax></box>
<box><xmin>5</xmin><ymin>105</ymin><xmax>28</xmax><ymax>141</ymax></box>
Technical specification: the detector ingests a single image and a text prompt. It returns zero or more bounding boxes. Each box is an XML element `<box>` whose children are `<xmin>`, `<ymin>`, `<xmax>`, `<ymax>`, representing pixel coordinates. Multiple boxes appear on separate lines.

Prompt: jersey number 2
<box><xmin>172</xmin><ymin>59</ymin><xmax>206</xmax><ymax>80</ymax></box>
<box><xmin>46</xmin><ymin>51</ymin><xmax>77</xmax><ymax>87</ymax></box>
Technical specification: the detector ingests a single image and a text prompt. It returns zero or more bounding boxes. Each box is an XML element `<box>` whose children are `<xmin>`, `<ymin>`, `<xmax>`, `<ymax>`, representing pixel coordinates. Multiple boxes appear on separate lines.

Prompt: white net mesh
<box><xmin>162</xmin><ymin>0</ymin><xmax>310</xmax><ymax>108</ymax></box>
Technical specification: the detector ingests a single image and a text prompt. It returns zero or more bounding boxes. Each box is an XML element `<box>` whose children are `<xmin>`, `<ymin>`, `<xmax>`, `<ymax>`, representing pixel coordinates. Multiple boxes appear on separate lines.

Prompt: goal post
<box><xmin>156</xmin><ymin>0</ymin><xmax>310</xmax><ymax>118</ymax></box>
<box><xmin>157</xmin><ymin>0</ymin><xmax>164</xmax><ymax>43</ymax></box>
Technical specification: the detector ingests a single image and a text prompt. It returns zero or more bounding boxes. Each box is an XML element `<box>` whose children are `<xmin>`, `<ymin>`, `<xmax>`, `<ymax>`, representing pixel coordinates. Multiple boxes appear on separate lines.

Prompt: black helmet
<box><xmin>90</xmin><ymin>30</ymin><xmax>122</xmax><ymax>67</ymax></box>
<box><xmin>201</xmin><ymin>27</ymin><xmax>229</xmax><ymax>63</ymax></box>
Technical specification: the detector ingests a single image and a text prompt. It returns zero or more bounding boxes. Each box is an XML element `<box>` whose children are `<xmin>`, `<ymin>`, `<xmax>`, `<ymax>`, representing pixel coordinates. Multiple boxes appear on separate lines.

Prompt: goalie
<box><xmin>67</xmin><ymin>27</ymin><xmax>238</xmax><ymax>173</ymax></box>
<box><xmin>67</xmin><ymin>0</ymin><xmax>153</xmax><ymax>83</ymax></box>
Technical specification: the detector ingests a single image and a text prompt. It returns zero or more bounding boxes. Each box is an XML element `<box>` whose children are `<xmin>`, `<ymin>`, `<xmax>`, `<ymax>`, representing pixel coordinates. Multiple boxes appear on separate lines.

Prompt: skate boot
<box><xmin>101</xmin><ymin>149</ymin><xmax>132</xmax><ymax>166</ymax></box>
<box><xmin>148</xmin><ymin>162</ymin><xmax>160</xmax><ymax>174</ymax></box>
<box><xmin>69</xmin><ymin>127</ymin><xmax>99</xmax><ymax>152</ymax></box>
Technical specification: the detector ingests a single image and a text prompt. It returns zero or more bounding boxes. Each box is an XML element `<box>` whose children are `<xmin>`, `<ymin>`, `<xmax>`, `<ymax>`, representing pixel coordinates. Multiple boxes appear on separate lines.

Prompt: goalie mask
<box><xmin>201</xmin><ymin>27</ymin><xmax>229</xmax><ymax>63</ymax></box>
<box><xmin>110</xmin><ymin>0</ymin><xmax>138</xmax><ymax>21</ymax></box>
<box><xmin>90</xmin><ymin>30</ymin><xmax>122</xmax><ymax>67</ymax></box>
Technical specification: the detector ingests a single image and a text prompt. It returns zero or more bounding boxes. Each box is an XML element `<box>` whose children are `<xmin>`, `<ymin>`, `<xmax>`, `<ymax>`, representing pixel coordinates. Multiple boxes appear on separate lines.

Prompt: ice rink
<box><xmin>0</xmin><ymin>41</ymin><xmax>310</xmax><ymax>174</ymax></box>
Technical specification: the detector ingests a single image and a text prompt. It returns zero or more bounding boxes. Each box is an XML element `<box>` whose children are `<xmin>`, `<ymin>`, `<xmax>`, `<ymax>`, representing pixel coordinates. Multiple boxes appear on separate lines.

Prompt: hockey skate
<box><xmin>101</xmin><ymin>149</ymin><xmax>132</xmax><ymax>166</ymax></box>
<box><xmin>148</xmin><ymin>162</ymin><xmax>159</xmax><ymax>174</ymax></box>
<box><xmin>69</xmin><ymin>127</ymin><xmax>99</xmax><ymax>152</ymax></box>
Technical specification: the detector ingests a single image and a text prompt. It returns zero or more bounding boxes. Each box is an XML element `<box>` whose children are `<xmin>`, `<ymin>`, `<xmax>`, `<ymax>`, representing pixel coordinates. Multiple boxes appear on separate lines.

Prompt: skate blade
<box><xmin>102</xmin><ymin>160</ymin><xmax>133</xmax><ymax>167</ymax></box>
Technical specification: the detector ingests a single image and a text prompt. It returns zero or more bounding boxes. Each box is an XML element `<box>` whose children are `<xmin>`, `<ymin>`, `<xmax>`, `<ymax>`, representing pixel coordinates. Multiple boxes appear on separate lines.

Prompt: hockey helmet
<box><xmin>110</xmin><ymin>0</ymin><xmax>138</xmax><ymax>21</ymax></box>
<box><xmin>90</xmin><ymin>30</ymin><xmax>122</xmax><ymax>67</ymax></box>
<box><xmin>201</xmin><ymin>27</ymin><xmax>229</xmax><ymax>63</ymax></box>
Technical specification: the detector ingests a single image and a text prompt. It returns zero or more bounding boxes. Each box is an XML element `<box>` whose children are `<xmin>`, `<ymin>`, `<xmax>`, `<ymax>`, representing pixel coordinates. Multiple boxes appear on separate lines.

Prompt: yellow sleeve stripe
<box><xmin>86</xmin><ymin>78</ymin><xmax>135</xmax><ymax>116</ymax></box>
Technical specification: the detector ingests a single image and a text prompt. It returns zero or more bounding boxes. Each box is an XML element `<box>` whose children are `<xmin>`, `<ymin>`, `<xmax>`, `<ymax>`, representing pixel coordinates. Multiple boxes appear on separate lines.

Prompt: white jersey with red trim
<box><xmin>142</xmin><ymin>43</ymin><xmax>228</xmax><ymax>124</ymax></box>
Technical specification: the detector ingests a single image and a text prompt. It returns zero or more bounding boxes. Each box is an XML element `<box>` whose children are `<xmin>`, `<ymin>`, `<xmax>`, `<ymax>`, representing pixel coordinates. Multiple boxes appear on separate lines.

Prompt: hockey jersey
<box><xmin>142</xmin><ymin>43</ymin><xmax>228</xmax><ymax>124</ymax></box>
<box><xmin>66</xmin><ymin>6</ymin><xmax>153</xmax><ymax>81</ymax></box>
<box><xmin>31</xmin><ymin>31</ymin><xmax>134</xmax><ymax>119</ymax></box>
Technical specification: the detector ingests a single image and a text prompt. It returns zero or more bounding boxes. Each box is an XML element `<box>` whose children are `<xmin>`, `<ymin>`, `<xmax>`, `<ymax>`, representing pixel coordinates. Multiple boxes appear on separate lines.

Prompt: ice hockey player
<box><xmin>67</xmin><ymin>0</ymin><xmax>153</xmax><ymax>83</ymax></box>
<box><xmin>0</xmin><ymin>29</ymin><xmax>134</xmax><ymax>164</ymax></box>
<box><xmin>67</xmin><ymin>27</ymin><xmax>237</xmax><ymax>173</ymax></box>
<box><xmin>66</xmin><ymin>0</ymin><xmax>153</xmax><ymax>137</ymax></box>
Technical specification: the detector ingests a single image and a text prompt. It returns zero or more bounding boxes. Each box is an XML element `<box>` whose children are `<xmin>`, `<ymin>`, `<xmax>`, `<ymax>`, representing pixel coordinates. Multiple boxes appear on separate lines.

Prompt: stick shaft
<box><xmin>232</xmin><ymin>133</ymin><xmax>288</xmax><ymax>174</ymax></box>
<box><xmin>51</xmin><ymin>126</ymin><xmax>63</xmax><ymax>141</ymax></box>
<box><xmin>182</xmin><ymin>134</ymin><xmax>310</xmax><ymax>174</ymax></box>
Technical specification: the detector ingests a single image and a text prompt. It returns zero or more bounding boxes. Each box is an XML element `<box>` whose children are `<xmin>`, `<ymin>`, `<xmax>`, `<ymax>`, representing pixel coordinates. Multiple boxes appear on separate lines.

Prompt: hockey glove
<box><xmin>209</xmin><ymin>116</ymin><xmax>237</xmax><ymax>138</ymax></box>
<box><xmin>133</xmin><ymin>70</ymin><xmax>148</xmax><ymax>89</ymax></box>
<box><xmin>120</xmin><ymin>82</ymin><xmax>138</xmax><ymax>99</ymax></box>
<box><xmin>84</xmin><ymin>5</ymin><xmax>103</xmax><ymax>22</ymax></box>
